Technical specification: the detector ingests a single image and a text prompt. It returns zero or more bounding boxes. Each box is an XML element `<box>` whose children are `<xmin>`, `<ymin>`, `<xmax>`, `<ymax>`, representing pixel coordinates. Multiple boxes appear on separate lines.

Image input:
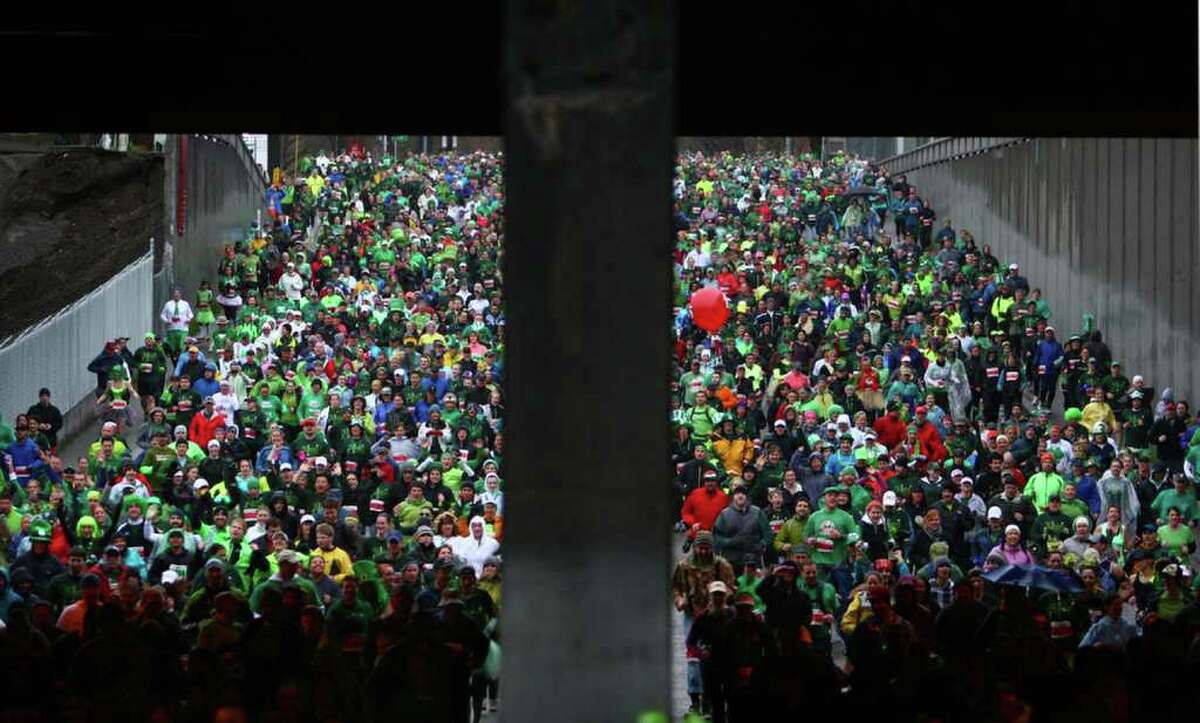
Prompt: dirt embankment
<box><xmin>0</xmin><ymin>148</ymin><xmax>163</xmax><ymax>340</ymax></box>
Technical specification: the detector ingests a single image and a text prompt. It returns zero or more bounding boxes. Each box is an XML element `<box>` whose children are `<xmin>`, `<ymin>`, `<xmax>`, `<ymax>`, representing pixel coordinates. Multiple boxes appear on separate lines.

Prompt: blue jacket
<box><xmin>418</xmin><ymin>375</ymin><xmax>450</xmax><ymax>401</ymax></box>
<box><xmin>373</xmin><ymin>400</ymin><xmax>397</xmax><ymax>428</ymax></box>
<box><xmin>0</xmin><ymin>569</ymin><xmax>23</xmax><ymax>623</ymax></box>
<box><xmin>174</xmin><ymin>352</ymin><xmax>210</xmax><ymax>378</ymax></box>
<box><xmin>1034</xmin><ymin>340</ymin><xmax>1064</xmax><ymax>376</ymax></box>
<box><xmin>255</xmin><ymin>443</ymin><xmax>296</xmax><ymax>475</ymax></box>
<box><xmin>825</xmin><ymin>451</ymin><xmax>857</xmax><ymax>479</ymax></box>
<box><xmin>192</xmin><ymin>375</ymin><xmax>220</xmax><ymax>400</ymax></box>
<box><xmin>6</xmin><ymin>438</ymin><xmax>45</xmax><ymax>482</ymax></box>
<box><xmin>1073</xmin><ymin>474</ymin><xmax>1101</xmax><ymax>516</ymax></box>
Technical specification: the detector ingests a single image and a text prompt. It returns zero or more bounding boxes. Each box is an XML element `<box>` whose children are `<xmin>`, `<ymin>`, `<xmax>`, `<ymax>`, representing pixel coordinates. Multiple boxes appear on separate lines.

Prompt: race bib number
<box><xmin>140</xmin><ymin>363</ymin><xmax>154</xmax><ymax>373</ymax></box>
<box><xmin>986</xmin><ymin>367</ymin><xmax>999</xmax><ymax>378</ymax></box>
<box><xmin>1038</xmin><ymin>365</ymin><xmax>1047</xmax><ymax>375</ymax></box>
<box><xmin>1049</xmin><ymin>620</ymin><xmax>1073</xmax><ymax>639</ymax></box>
<box><xmin>815</xmin><ymin>537</ymin><xmax>835</xmax><ymax>552</ymax></box>
<box><xmin>111</xmin><ymin>400</ymin><xmax>127</xmax><ymax>410</ymax></box>
<box><xmin>1005</xmin><ymin>371</ymin><xmax>1019</xmax><ymax>382</ymax></box>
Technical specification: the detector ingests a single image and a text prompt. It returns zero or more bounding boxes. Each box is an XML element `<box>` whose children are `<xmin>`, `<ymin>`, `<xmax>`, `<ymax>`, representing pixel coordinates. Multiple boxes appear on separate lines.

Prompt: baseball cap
<box><xmin>882</xmin><ymin>490</ymin><xmax>898</xmax><ymax>507</ymax></box>
<box><xmin>987</xmin><ymin>506</ymin><xmax>1003</xmax><ymax>520</ymax></box>
<box><xmin>707</xmin><ymin>581</ymin><xmax>729</xmax><ymax>595</ymax></box>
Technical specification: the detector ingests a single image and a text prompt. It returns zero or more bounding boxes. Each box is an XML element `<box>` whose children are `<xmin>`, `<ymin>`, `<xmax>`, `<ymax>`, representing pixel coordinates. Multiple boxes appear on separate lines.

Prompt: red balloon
<box><xmin>690</xmin><ymin>286</ymin><xmax>729</xmax><ymax>332</ymax></box>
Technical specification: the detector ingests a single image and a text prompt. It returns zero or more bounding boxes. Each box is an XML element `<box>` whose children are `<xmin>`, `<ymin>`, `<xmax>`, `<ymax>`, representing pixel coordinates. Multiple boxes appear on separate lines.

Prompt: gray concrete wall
<box><xmin>890</xmin><ymin>138</ymin><xmax>1199</xmax><ymax>403</ymax></box>
<box><xmin>156</xmin><ymin>134</ymin><xmax>266</xmax><ymax>325</ymax></box>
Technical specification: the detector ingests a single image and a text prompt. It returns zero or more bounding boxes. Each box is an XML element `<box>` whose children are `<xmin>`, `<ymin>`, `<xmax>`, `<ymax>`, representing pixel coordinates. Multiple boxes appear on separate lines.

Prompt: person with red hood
<box><xmin>682</xmin><ymin>470</ymin><xmax>730</xmax><ymax>544</ymax></box>
<box><xmin>716</xmin><ymin>265</ymin><xmax>741</xmax><ymax>296</ymax></box>
<box><xmin>873</xmin><ymin>406</ymin><xmax>908</xmax><ymax>450</ymax></box>
<box><xmin>912</xmin><ymin>406</ymin><xmax>948</xmax><ymax>464</ymax></box>
<box><xmin>854</xmin><ymin>357</ymin><xmax>884</xmax><ymax>413</ymax></box>
<box><xmin>49</xmin><ymin>518</ymin><xmax>73</xmax><ymax>563</ymax></box>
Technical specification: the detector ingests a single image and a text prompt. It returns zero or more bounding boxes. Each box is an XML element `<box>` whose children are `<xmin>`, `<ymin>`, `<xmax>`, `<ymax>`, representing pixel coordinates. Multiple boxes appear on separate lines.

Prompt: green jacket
<box><xmin>393</xmin><ymin>497</ymin><xmax>434</xmax><ymax>533</ymax></box>
<box><xmin>798</xmin><ymin>578</ymin><xmax>839</xmax><ymax>640</ymax></box>
<box><xmin>773</xmin><ymin>515</ymin><xmax>810</xmax><ymax>553</ymax></box>
<box><xmin>1024</xmin><ymin>472</ymin><xmax>1065</xmax><ymax>513</ymax></box>
<box><xmin>249</xmin><ymin>574</ymin><xmax>322</xmax><ymax>613</ymax></box>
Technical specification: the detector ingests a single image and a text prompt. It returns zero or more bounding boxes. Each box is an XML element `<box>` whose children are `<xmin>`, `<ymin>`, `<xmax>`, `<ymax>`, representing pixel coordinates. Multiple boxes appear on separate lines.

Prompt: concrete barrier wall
<box><xmin>156</xmin><ymin>134</ymin><xmax>266</xmax><ymax>325</ymax></box>
<box><xmin>886</xmin><ymin>138</ymin><xmax>1199</xmax><ymax>403</ymax></box>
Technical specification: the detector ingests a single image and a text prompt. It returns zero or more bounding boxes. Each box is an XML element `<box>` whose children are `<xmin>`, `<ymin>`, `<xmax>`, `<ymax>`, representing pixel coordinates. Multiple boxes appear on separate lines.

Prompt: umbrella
<box><xmin>983</xmin><ymin>564</ymin><xmax>1083</xmax><ymax>593</ymax></box>
<box><xmin>842</xmin><ymin>185</ymin><xmax>887</xmax><ymax>198</ymax></box>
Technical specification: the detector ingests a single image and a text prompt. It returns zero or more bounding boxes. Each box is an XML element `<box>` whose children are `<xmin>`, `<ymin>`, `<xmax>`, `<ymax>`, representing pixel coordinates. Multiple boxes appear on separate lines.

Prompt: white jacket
<box><xmin>450</xmin><ymin>521</ymin><xmax>501</xmax><ymax>576</ymax></box>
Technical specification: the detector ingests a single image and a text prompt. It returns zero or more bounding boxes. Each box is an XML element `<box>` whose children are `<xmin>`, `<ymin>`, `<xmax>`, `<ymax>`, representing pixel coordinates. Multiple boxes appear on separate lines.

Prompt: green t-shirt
<box><xmin>802</xmin><ymin>507</ymin><xmax>860</xmax><ymax>567</ymax></box>
<box><xmin>1157</xmin><ymin>524</ymin><xmax>1195</xmax><ymax>558</ymax></box>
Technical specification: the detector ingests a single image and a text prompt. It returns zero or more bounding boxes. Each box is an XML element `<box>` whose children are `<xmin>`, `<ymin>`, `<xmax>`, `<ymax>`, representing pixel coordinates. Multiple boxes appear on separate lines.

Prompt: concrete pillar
<box><xmin>501</xmin><ymin>1</ymin><xmax>676</xmax><ymax>721</ymax></box>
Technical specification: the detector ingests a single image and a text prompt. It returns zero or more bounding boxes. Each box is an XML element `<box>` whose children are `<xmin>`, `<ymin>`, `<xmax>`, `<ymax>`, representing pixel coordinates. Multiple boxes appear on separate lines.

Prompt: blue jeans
<box><xmin>682</xmin><ymin>612</ymin><xmax>702</xmax><ymax>695</ymax></box>
<box><xmin>819</xmin><ymin>563</ymin><xmax>852</xmax><ymax>603</ymax></box>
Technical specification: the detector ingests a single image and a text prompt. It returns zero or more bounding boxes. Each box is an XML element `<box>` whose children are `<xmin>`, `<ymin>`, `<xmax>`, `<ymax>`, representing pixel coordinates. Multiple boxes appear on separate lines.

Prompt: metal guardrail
<box><xmin>879</xmin><ymin>137</ymin><xmax>1032</xmax><ymax>175</ymax></box>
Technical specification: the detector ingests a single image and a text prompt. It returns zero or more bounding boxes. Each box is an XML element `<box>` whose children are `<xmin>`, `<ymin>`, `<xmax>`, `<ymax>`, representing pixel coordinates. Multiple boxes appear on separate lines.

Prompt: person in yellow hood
<box><xmin>1081</xmin><ymin>387</ymin><xmax>1118</xmax><ymax>440</ymax></box>
<box><xmin>711</xmin><ymin>419</ymin><xmax>754</xmax><ymax>476</ymax></box>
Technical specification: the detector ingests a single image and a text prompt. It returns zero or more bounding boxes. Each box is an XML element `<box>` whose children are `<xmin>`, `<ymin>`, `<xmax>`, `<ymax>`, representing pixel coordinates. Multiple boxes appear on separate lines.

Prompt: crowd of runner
<box><xmin>3</xmin><ymin>144</ymin><xmax>1197</xmax><ymax>722</ymax></box>
<box><xmin>0</xmin><ymin>149</ymin><xmax>505</xmax><ymax>722</ymax></box>
<box><xmin>669</xmin><ymin>150</ymin><xmax>1200</xmax><ymax>721</ymax></box>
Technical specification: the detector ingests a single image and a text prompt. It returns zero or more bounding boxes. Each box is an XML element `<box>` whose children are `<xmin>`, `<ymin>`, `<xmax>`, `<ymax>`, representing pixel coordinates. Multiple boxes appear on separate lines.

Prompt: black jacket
<box><xmin>858</xmin><ymin>518</ymin><xmax>893</xmax><ymax>560</ymax></box>
<box><xmin>755</xmin><ymin>575</ymin><xmax>813</xmax><ymax>637</ymax></box>
<box><xmin>26</xmin><ymin>402</ymin><xmax>63</xmax><ymax>447</ymax></box>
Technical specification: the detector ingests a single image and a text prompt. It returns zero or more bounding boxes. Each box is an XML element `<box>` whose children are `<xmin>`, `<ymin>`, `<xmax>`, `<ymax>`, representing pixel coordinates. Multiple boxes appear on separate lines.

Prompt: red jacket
<box><xmin>915</xmin><ymin>421</ymin><xmax>948</xmax><ymax>464</ymax></box>
<box><xmin>856</xmin><ymin>367</ymin><xmax>882</xmax><ymax>392</ymax></box>
<box><xmin>873</xmin><ymin>413</ymin><xmax>907</xmax><ymax>450</ymax></box>
<box><xmin>681</xmin><ymin>487</ymin><xmax>729</xmax><ymax>540</ymax></box>
<box><xmin>188</xmin><ymin>411</ymin><xmax>227</xmax><ymax>449</ymax></box>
